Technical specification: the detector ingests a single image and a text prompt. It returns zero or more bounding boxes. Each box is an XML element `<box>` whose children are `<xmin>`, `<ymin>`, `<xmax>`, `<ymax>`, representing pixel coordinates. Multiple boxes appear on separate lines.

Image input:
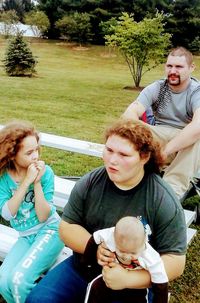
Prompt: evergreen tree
<box><xmin>38</xmin><ymin>0</ymin><xmax>66</xmax><ymax>38</ymax></box>
<box><xmin>166</xmin><ymin>0</ymin><xmax>200</xmax><ymax>50</ymax></box>
<box><xmin>3</xmin><ymin>32</ymin><xmax>37</xmax><ymax>76</ymax></box>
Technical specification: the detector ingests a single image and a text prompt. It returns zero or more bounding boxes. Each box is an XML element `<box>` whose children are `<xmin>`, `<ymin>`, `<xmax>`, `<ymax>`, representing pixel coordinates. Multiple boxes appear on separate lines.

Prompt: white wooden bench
<box><xmin>0</xmin><ymin>173</ymin><xmax>197</xmax><ymax>267</ymax></box>
<box><xmin>0</xmin><ymin>126</ymin><xmax>197</xmax><ymax>269</ymax></box>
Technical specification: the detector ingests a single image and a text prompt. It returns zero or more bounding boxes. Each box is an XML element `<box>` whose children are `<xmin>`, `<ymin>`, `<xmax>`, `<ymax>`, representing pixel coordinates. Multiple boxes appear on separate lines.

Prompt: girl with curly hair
<box><xmin>0</xmin><ymin>121</ymin><xmax>64</xmax><ymax>303</ymax></box>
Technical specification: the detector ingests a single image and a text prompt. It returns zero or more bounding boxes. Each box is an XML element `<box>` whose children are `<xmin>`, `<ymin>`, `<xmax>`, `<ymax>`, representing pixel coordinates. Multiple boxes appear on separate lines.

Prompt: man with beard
<box><xmin>123</xmin><ymin>47</ymin><xmax>200</xmax><ymax>200</ymax></box>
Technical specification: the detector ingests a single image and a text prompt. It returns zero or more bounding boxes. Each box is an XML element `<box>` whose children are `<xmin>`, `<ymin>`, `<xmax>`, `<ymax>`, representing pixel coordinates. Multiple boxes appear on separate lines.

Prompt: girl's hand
<box><xmin>97</xmin><ymin>242</ymin><xmax>116</xmax><ymax>266</ymax></box>
<box><xmin>34</xmin><ymin>161</ymin><xmax>45</xmax><ymax>183</ymax></box>
<box><xmin>25</xmin><ymin>163</ymin><xmax>39</xmax><ymax>185</ymax></box>
<box><xmin>102</xmin><ymin>263</ymin><xmax>128</xmax><ymax>290</ymax></box>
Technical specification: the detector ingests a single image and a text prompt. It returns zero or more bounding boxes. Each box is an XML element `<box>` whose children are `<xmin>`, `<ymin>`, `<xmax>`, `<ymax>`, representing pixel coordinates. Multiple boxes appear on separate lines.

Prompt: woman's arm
<box><xmin>161</xmin><ymin>254</ymin><xmax>186</xmax><ymax>280</ymax></box>
<box><xmin>101</xmin><ymin>251</ymin><xmax>185</xmax><ymax>290</ymax></box>
<box><xmin>59</xmin><ymin>220</ymin><xmax>91</xmax><ymax>253</ymax></box>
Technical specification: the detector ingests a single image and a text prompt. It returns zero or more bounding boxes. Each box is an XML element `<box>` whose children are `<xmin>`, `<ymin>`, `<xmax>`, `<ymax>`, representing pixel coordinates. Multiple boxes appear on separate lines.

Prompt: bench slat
<box><xmin>54</xmin><ymin>176</ymin><xmax>75</xmax><ymax>199</ymax></box>
<box><xmin>0</xmin><ymin>125</ymin><xmax>104</xmax><ymax>157</ymax></box>
<box><xmin>187</xmin><ymin>228</ymin><xmax>197</xmax><ymax>245</ymax></box>
<box><xmin>41</xmin><ymin>132</ymin><xmax>103</xmax><ymax>157</ymax></box>
<box><xmin>184</xmin><ymin>209</ymin><xmax>196</xmax><ymax>227</ymax></box>
<box><xmin>0</xmin><ymin>224</ymin><xmax>18</xmax><ymax>262</ymax></box>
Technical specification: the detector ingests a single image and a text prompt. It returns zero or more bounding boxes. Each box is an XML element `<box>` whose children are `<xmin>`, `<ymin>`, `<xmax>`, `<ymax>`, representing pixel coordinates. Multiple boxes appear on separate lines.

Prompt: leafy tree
<box><xmin>3</xmin><ymin>32</ymin><xmax>37</xmax><ymax>76</ymax></box>
<box><xmin>0</xmin><ymin>10</ymin><xmax>19</xmax><ymax>37</ymax></box>
<box><xmin>3</xmin><ymin>0</ymin><xmax>33</xmax><ymax>21</ymax></box>
<box><xmin>105</xmin><ymin>13</ymin><xmax>171</xmax><ymax>88</ymax></box>
<box><xmin>24</xmin><ymin>10</ymin><xmax>50</xmax><ymax>37</ymax></box>
<box><xmin>99</xmin><ymin>17</ymin><xmax>117</xmax><ymax>38</ymax></box>
<box><xmin>55</xmin><ymin>12</ymin><xmax>93</xmax><ymax>44</ymax></box>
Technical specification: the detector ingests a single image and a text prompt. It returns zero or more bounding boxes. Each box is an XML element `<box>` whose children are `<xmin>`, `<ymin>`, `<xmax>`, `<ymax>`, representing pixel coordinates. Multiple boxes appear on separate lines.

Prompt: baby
<box><xmin>84</xmin><ymin>216</ymin><xmax>168</xmax><ymax>303</ymax></box>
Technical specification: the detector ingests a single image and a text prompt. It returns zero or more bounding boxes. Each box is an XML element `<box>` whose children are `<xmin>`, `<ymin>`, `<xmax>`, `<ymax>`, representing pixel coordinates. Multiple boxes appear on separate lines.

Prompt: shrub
<box><xmin>3</xmin><ymin>32</ymin><xmax>37</xmax><ymax>76</ymax></box>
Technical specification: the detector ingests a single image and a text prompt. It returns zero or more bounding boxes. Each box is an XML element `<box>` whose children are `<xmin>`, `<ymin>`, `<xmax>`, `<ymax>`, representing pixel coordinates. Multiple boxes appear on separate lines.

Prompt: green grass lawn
<box><xmin>0</xmin><ymin>37</ymin><xmax>199</xmax><ymax>302</ymax></box>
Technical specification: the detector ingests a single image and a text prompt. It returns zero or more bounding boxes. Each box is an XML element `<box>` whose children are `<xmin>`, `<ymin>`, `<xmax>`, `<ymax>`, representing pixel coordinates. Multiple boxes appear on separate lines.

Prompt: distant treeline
<box><xmin>2</xmin><ymin>0</ymin><xmax>200</xmax><ymax>51</ymax></box>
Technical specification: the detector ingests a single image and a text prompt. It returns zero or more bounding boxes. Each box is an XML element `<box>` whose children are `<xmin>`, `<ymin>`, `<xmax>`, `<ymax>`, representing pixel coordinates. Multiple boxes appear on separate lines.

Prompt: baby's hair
<box><xmin>114</xmin><ymin>216</ymin><xmax>146</xmax><ymax>250</ymax></box>
<box><xmin>0</xmin><ymin>120</ymin><xmax>39</xmax><ymax>175</ymax></box>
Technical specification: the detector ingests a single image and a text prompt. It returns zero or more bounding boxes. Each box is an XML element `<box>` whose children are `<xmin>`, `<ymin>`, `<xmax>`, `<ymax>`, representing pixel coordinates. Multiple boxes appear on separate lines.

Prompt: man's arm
<box><xmin>163</xmin><ymin>107</ymin><xmax>200</xmax><ymax>157</ymax></box>
<box><xmin>122</xmin><ymin>100</ymin><xmax>146</xmax><ymax>120</ymax></box>
<box><xmin>102</xmin><ymin>253</ymin><xmax>185</xmax><ymax>290</ymax></box>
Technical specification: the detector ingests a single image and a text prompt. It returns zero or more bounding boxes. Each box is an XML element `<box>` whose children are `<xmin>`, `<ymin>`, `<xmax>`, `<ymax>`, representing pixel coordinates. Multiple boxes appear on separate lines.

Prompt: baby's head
<box><xmin>114</xmin><ymin>216</ymin><xmax>146</xmax><ymax>265</ymax></box>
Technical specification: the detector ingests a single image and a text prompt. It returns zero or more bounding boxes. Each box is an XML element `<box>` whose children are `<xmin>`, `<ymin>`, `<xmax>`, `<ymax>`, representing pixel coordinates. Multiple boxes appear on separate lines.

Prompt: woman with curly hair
<box><xmin>27</xmin><ymin>119</ymin><xmax>187</xmax><ymax>303</ymax></box>
<box><xmin>0</xmin><ymin>121</ymin><xmax>64</xmax><ymax>303</ymax></box>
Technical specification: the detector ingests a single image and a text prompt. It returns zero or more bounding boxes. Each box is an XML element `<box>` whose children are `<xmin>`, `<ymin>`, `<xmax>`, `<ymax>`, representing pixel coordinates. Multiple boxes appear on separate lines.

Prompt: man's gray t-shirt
<box><xmin>138</xmin><ymin>78</ymin><xmax>200</xmax><ymax>129</ymax></box>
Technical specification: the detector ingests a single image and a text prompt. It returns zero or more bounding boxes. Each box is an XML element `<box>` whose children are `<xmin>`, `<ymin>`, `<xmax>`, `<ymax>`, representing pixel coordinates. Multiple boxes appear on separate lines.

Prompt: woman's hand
<box><xmin>97</xmin><ymin>242</ymin><xmax>115</xmax><ymax>266</ymax></box>
<box><xmin>102</xmin><ymin>262</ymin><xmax>129</xmax><ymax>290</ymax></box>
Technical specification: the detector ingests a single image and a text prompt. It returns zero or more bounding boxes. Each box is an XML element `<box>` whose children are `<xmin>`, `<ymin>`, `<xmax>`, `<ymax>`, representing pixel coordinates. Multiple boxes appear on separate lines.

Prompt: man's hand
<box><xmin>102</xmin><ymin>263</ymin><xmax>128</xmax><ymax>290</ymax></box>
<box><xmin>97</xmin><ymin>242</ymin><xmax>115</xmax><ymax>266</ymax></box>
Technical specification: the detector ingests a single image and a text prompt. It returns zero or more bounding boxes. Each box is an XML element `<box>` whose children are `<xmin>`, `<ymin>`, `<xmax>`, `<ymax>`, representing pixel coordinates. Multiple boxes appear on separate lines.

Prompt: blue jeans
<box><xmin>26</xmin><ymin>256</ymin><xmax>87</xmax><ymax>303</ymax></box>
<box><xmin>26</xmin><ymin>255</ymin><xmax>148</xmax><ymax>303</ymax></box>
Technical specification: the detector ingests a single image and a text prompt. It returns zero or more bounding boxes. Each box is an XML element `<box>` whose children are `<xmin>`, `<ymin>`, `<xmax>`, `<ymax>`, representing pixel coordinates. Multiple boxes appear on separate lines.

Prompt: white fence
<box><xmin>0</xmin><ymin>22</ymin><xmax>41</xmax><ymax>37</ymax></box>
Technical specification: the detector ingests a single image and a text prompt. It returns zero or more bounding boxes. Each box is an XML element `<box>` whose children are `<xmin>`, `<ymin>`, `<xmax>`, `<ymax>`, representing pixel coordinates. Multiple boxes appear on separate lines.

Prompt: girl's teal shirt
<box><xmin>0</xmin><ymin>165</ymin><xmax>57</xmax><ymax>232</ymax></box>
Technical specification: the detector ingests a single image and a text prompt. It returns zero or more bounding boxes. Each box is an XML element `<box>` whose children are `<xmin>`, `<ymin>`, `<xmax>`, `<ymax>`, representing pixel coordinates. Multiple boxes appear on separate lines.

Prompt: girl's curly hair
<box><xmin>104</xmin><ymin>119</ymin><xmax>165</xmax><ymax>174</ymax></box>
<box><xmin>0</xmin><ymin>121</ymin><xmax>39</xmax><ymax>175</ymax></box>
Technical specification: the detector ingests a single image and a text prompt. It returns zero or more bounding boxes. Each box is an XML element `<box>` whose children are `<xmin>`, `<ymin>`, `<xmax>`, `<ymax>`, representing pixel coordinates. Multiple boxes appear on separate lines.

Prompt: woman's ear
<box><xmin>140</xmin><ymin>152</ymin><xmax>150</xmax><ymax>165</ymax></box>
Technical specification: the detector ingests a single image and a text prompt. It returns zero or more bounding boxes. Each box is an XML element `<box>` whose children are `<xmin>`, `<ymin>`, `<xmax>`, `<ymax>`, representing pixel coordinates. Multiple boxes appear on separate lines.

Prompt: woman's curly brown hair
<box><xmin>104</xmin><ymin>119</ymin><xmax>165</xmax><ymax>174</ymax></box>
<box><xmin>0</xmin><ymin>121</ymin><xmax>39</xmax><ymax>175</ymax></box>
